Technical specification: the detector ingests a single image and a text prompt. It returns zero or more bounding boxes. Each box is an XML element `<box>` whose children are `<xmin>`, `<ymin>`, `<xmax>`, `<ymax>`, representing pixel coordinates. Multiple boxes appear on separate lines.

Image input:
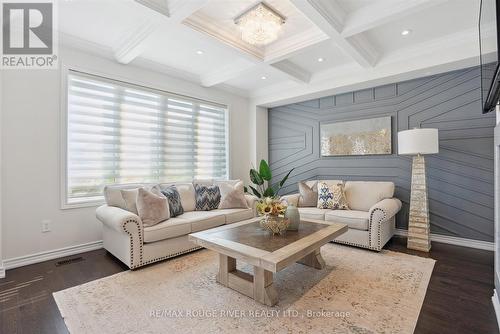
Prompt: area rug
<box><xmin>53</xmin><ymin>244</ymin><xmax>435</xmax><ymax>334</ymax></box>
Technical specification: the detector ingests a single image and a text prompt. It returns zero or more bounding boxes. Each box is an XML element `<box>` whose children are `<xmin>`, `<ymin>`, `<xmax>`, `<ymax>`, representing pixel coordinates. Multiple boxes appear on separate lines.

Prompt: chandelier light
<box><xmin>234</xmin><ymin>2</ymin><xmax>286</xmax><ymax>46</ymax></box>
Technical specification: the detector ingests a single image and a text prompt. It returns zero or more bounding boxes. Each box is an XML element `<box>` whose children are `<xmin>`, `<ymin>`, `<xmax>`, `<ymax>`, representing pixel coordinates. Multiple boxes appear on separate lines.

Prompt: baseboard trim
<box><xmin>395</xmin><ymin>229</ymin><xmax>494</xmax><ymax>251</ymax></box>
<box><xmin>493</xmin><ymin>290</ymin><xmax>500</xmax><ymax>331</ymax></box>
<box><xmin>3</xmin><ymin>240</ymin><xmax>103</xmax><ymax>270</ymax></box>
<box><xmin>0</xmin><ymin>264</ymin><xmax>5</xmax><ymax>279</ymax></box>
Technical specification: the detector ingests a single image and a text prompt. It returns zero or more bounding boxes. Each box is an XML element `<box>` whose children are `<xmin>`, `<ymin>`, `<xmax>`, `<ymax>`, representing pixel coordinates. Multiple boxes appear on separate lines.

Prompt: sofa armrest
<box><xmin>280</xmin><ymin>193</ymin><xmax>300</xmax><ymax>207</ymax></box>
<box><xmin>96</xmin><ymin>205</ymin><xmax>143</xmax><ymax>233</ymax></box>
<box><xmin>244</xmin><ymin>194</ymin><xmax>259</xmax><ymax>214</ymax></box>
<box><xmin>96</xmin><ymin>205</ymin><xmax>144</xmax><ymax>268</ymax></box>
<box><xmin>369</xmin><ymin>198</ymin><xmax>402</xmax><ymax>223</ymax></box>
<box><xmin>368</xmin><ymin>198</ymin><xmax>402</xmax><ymax>250</ymax></box>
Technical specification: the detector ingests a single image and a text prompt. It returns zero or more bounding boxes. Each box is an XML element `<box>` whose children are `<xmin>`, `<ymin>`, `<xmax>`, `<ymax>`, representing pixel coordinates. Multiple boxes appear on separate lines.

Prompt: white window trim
<box><xmin>60</xmin><ymin>64</ymin><xmax>232</xmax><ymax>210</ymax></box>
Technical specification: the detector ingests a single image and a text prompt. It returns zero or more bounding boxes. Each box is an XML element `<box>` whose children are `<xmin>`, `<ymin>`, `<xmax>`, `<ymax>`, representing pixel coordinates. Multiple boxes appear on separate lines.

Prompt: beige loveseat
<box><xmin>96</xmin><ymin>180</ymin><xmax>257</xmax><ymax>269</ymax></box>
<box><xmin>282</xmin><ymin>180</ymin><xmax>402</xmax><ymax>251</ymax></box>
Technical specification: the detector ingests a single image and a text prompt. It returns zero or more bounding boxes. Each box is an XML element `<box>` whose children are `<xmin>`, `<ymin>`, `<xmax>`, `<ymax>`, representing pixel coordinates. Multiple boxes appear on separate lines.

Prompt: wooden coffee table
<box><xmin>188</xmin><ymin>217</ymin><xmax>347</xmax><ymax>306</ymax></box>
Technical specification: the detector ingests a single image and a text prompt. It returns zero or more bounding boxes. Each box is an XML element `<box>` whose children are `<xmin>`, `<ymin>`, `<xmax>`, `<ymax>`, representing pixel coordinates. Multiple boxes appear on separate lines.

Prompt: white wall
<box><xmin>0</xmin><ymin>70</ymin><xmax>4</xmax><ymax>277</ymax></box>
<box><xmin>248</xmin><ymin>105</ymin><xmax>268</xmax><ymax>166</ymax></box>
<box><xmin>1</xmin><ymin>46</ymin><xmax>252</xmax><ymax>261</ymax></box>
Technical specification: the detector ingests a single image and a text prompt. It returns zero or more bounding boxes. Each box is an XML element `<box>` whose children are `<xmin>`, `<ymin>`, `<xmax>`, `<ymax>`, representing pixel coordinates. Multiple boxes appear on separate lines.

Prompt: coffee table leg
<box><xmin>253</xmin><ymin>266</ymin><xmax>278</xmax><ymax>306</ymax></box>
<box><xmin>217</xmin><ymin>254</ymin><xmax>236</xmax><ymax>286</ymax></box>
<box><xmin>298</xmin><ymin>248</ymin><xmax>326</xmax><ymax>269</ymax></box>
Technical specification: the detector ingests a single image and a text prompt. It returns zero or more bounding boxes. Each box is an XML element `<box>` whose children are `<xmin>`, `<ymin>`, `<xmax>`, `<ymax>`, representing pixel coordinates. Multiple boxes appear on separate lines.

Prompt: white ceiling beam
<box><xmin>167</xmin><ymin>0</ymin><xmax>209</xmax><ymax>23</ymax></box>
<box><xmin>341</xmin><ymin>0</ymin><xmax>449</xmax><ymax>37</ymax></box>
<box><xmin>291</xmin><ymin>0</ymin><xmax>379</xmax><ymax>68</ymax></box>
<box><xmin>115</xmin><ymin>0</ymin><xmax>208</xmax><ymax>64</ymax></box>
<box><xmin>200</xmin><ymin>58</ymin><xmax>312</xmax><ymax>87</ymax></box>
<box><xmin>200</xmin><ymin>60</ymin><xmax>255</xmax><ymax>87</ymax></box>
<box><xmin>114</xmin><ymin>21</ymin><xmax>160</xmax><ymax>64</ymax></box>
<box><xmin>264</xmin><ymin>28</ymin><xmax>329</xmax><ymax>63</ymax></box>
<box><xmin>270</xmin><ymin>60</ymin><xmax>311</xmax><ymax>84</ymax></box>
<box><xmin>134</xmin><ymin>0</ymin><xmax>169</xmax><ymax>17</ymax></box>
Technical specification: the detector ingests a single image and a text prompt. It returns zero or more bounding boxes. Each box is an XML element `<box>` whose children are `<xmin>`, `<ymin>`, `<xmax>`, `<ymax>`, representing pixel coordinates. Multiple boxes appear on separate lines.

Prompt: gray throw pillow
<box><xmin>298</xmin><ymin>181</ymin><xmax>318</xmax><ymax>207</ymax></box>
<box><xmin>136</xmin><ymin>188</ymin><xmax>170</xmax><ymax>227</ymax></box>
<box><xmin>160</xmin><ymin>186</ymin><xmax>184</xmax><ymax>217</ymax></box>
<box><xmin>194</xmin><ymin>184</ymin><xmax>221</xmax><ymax>211</ymax></box>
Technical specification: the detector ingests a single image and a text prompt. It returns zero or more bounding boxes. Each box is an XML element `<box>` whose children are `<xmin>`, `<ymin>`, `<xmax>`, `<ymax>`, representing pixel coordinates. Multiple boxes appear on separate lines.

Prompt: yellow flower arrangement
<box><xmin>256</xmin><ymin>197</ymin><xmax>287</xmax><ymax>216</ymax></box>
<box><xmin>257</xmin><ymin>197</ymin><xmax>289</xmax><ymax>235</ymax></box>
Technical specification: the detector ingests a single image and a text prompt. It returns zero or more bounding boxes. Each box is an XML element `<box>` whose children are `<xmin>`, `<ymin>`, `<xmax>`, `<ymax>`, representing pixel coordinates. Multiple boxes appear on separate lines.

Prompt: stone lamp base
<box><xmin>407</xmin><ymin>154</ymin><xmax>431</xmax><ymax>252</ymax></box>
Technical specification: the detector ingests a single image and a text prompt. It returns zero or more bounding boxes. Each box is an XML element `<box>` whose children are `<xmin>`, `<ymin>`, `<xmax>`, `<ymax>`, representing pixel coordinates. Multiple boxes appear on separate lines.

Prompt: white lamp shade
<box><xmin>398</xmin><ymin>128</ymin><xmax>439</xmax><ymax>155</ymax></box>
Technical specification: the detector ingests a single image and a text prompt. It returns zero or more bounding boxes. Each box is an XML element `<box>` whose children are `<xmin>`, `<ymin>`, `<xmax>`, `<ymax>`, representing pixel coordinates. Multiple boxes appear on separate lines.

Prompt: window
<box><xmin>65</xmin><ymin>70</ymin><xmax>228</xmax><ymax>205</ymax></box>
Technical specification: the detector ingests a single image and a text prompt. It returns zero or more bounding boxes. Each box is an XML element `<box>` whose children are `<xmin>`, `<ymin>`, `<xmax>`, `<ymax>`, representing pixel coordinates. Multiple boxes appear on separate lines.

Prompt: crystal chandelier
<box><xmin>234</xmin><ymin>2</ymin><xmax>286</xmax><ymax>46</ymax></box>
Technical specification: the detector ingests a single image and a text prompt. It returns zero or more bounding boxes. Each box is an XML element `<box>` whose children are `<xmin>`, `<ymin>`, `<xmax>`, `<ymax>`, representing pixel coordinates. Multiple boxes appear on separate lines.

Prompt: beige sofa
<box><xmin>282</xmin><ymin>180</ymin><xmax>402</xmax><ymax>251</ymax></box>
<box><xmin>96</xmin><ymin>180</ymin><xmax>257</xmax><ymax>269</ymax></box>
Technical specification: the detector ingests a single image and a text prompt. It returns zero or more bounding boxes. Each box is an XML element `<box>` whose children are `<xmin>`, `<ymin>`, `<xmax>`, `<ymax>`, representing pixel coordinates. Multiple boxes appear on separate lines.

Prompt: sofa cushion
<box><xmin>216</xmin><ymin>208</ymin><xmax>254</xmax><ymax>224</ymax></box>
<box><xmin>297</xmin><ymin>207</ymin><xmax>330</xmax><ymax>220</ymax></box>
<box><xmin>215</xmin><ymin>180</ymin><xmax>241</xmax><ymax>188</ymax></box>
<box><xmin>160</xmin><ymin>183</ymin><xmax>196</xmax><ymax>212</ymax></box>
<box><xmin>143</xmin><ymin>217</ymin><xmax>191</xmax><ymax>243</ymax></box>
<box><xmin>218</xmin><ymin>181</ymin><xmax>248</xmax><ymax>209</ymax></box>
<box><xmin>104</xmin><ymin>183</ymin><xmax>145</xmax><ymax>210</ymax></box>
<box><xmin>158</xmin><ymin>185</ymin><xmax>184</xmax><ymax>217</ymax></box>
<box><xmin>136</xmin><ymin>188</ymin><xmax>170</xmax><ymax>227</ymax></box>
<box><xmin>325</xmin><ymin>210</ymin><xmax>370</xmax><ymax>231</ymax></box>
<box><xmin>320</xmin><ymin>180</ymin><xmax>343</xmax><ymax>185</ymax></box>
<box><xmin>194</xmin><ymin>184</ymin><xmax>221</xmax><ymax>211</ymax></box>
<box><xmin>177</xmin><ymin>211</ymin><xmax>225</xmax><ymax>232</ymax></box>
<box><xmin>344</xmin><ymin>181</ymin><xmax>395</xmax><ymax>211</ymax></box>
<box><xmin>298</xmin><ymin>181</ymin><xmax>318</xmax><ymax>207</ymax></box>
<box><xmin>317</xmin><ymin>182</ymin><xmax>349</xmax><ymax>210</ymax></box>
<box><xmin>193</xmin><ymin>179</ymin><xmax>214</xmax><ymax>186</ymax></box>
<box><xmin>120</xmin><ymin>189</ymin><xmax>139</xmax><ymax>215</ymax></box>
<box><xmin>281</xmin><ymin>193</ymin><xmax>300</xmax><ymax>207</ymax></box>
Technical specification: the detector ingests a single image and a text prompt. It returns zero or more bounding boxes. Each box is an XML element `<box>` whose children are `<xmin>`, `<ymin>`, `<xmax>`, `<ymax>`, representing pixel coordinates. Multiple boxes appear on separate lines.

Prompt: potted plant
<box><xmin>245</xmin><ymin>160</ymin><xmax>294</xmax><ymax>234</ymax></box>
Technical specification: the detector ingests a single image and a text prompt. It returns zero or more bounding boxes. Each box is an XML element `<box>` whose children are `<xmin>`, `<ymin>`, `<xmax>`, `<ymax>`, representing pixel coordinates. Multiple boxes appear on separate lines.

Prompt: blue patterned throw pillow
<box><xmin>317</xmin><ymin>182</ymin><xmax>349</xmax><ymax>210</ymax></box>
<box><xmin>160</xmin><ymin>186</ymin><xmax>184</xmax><ymax>217</ymax></box>
<box><xmin>194</xmin><ymin>184</ymin><xmax>221</xmax><ymax>211</ymax></box>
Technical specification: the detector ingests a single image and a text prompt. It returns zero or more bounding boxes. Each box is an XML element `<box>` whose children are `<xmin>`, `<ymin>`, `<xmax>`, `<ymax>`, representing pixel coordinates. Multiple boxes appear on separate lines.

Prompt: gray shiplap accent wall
<box><xmin>268</xmin><ymin>66</ymin><xmax>496</xmax><ymax>242</ymax></box>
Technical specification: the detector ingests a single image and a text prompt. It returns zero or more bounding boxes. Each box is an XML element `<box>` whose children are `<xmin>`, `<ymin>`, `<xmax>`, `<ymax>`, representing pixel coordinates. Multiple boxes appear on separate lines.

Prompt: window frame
<box><xmin>60</xmin><ymin>65</ymin><xmax>231</xmax><ymax>209</ymax></box>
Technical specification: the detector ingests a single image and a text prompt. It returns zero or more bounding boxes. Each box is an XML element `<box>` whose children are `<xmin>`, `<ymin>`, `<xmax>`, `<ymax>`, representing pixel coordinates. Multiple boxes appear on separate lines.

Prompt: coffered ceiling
<box><xmin>58</xmin><ymin>0</ymin><xmax>492</xmax><ymax>106</ymax></box>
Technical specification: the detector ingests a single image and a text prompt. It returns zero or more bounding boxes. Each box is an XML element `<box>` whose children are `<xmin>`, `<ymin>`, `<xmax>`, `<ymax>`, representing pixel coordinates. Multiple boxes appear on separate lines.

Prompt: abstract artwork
<box><xmin>321</xmin><ymin>116</ymin><xmax>392</xmax><ymax>156</ymax></box>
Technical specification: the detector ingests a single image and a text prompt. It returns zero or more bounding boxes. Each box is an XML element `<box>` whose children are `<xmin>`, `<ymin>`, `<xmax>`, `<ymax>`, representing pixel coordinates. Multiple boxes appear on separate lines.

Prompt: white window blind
<box><xmin>66</xmin><ymin>70</ymin><xmax>228</xmax><ymax>204</ymax></box>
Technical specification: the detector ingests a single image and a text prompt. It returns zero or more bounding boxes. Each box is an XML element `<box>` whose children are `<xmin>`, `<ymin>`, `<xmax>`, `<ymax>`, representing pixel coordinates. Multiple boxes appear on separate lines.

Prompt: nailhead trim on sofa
<box><xmin>123</xmin><ymin>206</ymin><xmax>392</xmax><ymax>268</ymax></box>
<box><xmin>122</xmin><ymin>219</ymin><xmax>143</xmax><ymax>268</ymax></box>
<box><xmin>122</xmin><ymin>217</ymin><xmax>204</xmax><ymax>269</ymax></box>
<box><xmin>370</xmin><ymin>207</ymin><xmax>388</xmax><ymax>250</ymax></box>
<box><xmin>137</xmin><ymin>246</ymin><xmax>203</xmax><ymax>268</ymax></box>
<box><xmin>333</xmin><ymin>207</ymin><xmax>388</xmax><ymax>252</ymax></box>
<box><xmin>333</xmin><ymin>239</ymin><xmax>381</xmax><ymax>251</ymax></box>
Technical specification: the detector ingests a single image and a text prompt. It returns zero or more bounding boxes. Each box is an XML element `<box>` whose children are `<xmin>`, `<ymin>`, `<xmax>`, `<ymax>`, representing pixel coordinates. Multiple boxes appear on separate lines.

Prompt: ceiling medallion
<box><xmin>234</xmin><ymin>2</ymin><xmax>286</xmax><ymax>46</ymax></box>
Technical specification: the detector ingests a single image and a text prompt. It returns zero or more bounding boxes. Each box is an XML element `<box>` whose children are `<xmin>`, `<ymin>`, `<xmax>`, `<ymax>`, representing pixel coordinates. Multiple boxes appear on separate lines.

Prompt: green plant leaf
<box><xmin>248</xmin><ymin>185</ymin><xmax>262</xmax><ymax>198</ymax></box>
<box><xmin>279</xmin><ymin>168</ymin><xmax>294</xmax><ymax>187</ymax></box>
<box><xmin>259</xmin><ymin>160</ymin><xmax>272</xmax><ymax>181</ymax></box>
<box><xmin>249</xmin><ymin>169</ymin><xmax>264</xmax><ymax>185</ymax></box>
<box><xmin>263</xmin><ymin>187</ymin><xmax>275</xmax><ymax>197</ymax></box>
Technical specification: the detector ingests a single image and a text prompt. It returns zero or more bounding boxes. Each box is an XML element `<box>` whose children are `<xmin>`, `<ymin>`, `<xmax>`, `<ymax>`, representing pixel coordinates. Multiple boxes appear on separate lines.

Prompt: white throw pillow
<box><xmin>104</xmin><ymin>183</ymin><xmax>144</xmax><ymax>210</ymax></box>
<box><xmin>136</xmin><ymin>188</ymin><xmax>170</xmax><ymax>227</ymax></box>
<box><xmin>218</xmin><ymin>181</ymin><xmax>249</xmax><ymax>209</ymax></box>
<box><xmin>120</xmin><ymin>188</ymin><xmax>139</xmax><ymax>214</ymax></box>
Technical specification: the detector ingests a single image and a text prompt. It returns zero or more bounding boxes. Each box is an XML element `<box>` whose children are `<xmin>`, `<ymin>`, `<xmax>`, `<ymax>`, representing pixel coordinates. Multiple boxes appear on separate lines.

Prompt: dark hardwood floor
<box><xmin>0</xmin><ymin>236</ymin><xmax>497</xmax><ymax>334</ymax></box>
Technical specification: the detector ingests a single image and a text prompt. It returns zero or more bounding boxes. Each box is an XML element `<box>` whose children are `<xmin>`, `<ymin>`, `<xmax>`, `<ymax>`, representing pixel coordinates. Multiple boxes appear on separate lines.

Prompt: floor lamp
<box><xmin>398</xmin><ymin>128</ymin><xmax>439</xmax><ymax>252</ymax></box>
